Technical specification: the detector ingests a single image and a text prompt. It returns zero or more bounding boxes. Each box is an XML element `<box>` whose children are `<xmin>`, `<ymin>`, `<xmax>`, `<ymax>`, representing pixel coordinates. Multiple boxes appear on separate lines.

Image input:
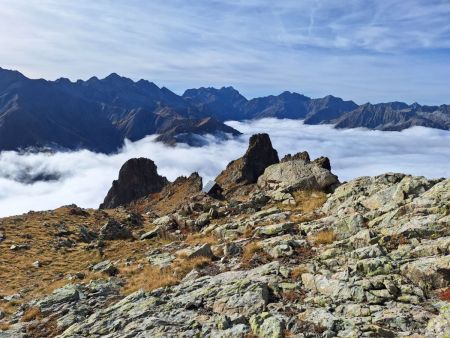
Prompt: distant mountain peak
<box><xmin>0</xmin><ymin>68</ymin><xmax>449</xmax><ymax>154</ymax></box>
<box><xmin>102</xmin><ymin>73</ymin><xmax>133</xmax><ymax>85</ymax></box>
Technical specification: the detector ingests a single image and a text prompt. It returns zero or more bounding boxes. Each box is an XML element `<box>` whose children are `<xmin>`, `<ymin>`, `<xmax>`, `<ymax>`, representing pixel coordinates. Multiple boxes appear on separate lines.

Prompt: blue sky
<box><xmin>1</xmin><ymin>0</ymin><xmax>449</xmax><ymax>104</ymax></box>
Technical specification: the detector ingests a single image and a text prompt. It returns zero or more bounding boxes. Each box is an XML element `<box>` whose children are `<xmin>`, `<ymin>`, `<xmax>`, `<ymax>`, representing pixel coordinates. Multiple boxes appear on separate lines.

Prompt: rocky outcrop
<box><xmin>257</xmin><ymin>157</ymin><xmax>339</xmax><ymax>193</ymax></box>
<box><xmin>100</xmin><ymin>158</ymin><xmax>168</xmax><ymax>209</ymax></box>
<box><xmin>99</xmin><ymin>219</ymin><xmax>132</xmax><ymax>240</ymax></box>
<box><xmin>133</xmin><ymin>172</ymin><xmax>204</xmax><ymax>215</ymax></box>
<box><xmin>216</xmin><ymin>133</ymin><xmax>279</xmax><ymax>191</ymax></box>
<box><xmin>312</xmin><ymin>156</ymin><xmax>331</xmax><ymax>170</ymax></box>
<box><xmin>58</xmin><ymin>262</ymin><xmax>281</xmax><ymax>338</ymax></box>
<box><xmin>281</xmin><ymin>151</ymin><xmax>310</xmax><ymax>163</ymax></box>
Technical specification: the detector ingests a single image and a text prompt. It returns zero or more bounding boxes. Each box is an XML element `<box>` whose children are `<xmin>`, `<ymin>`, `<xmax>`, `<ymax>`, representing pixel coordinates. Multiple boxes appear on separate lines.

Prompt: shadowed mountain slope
<box><xmin>0</xmin><ymin>68</ymin><xmax>449</xmax><ymax>153</ymax></box>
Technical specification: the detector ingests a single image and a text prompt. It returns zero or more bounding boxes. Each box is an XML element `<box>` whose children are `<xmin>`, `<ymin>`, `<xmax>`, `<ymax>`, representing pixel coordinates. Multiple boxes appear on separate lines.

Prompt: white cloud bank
<box><xmin>0</xmin><ymin>118</ymin><xmax>449</xmax><ymax>217</ymax></box>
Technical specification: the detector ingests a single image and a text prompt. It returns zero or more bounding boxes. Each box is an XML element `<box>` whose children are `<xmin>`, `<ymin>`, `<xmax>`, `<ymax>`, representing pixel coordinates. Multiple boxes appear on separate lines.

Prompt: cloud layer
<box><xmin>0</xmin><ymin>119</ymin><xmax>449</xmax><ymax>217</ymax></box>
<box><xmin>1</xmin><ymin>1</ymin><xmax>450</xmax><ymax>104</ymax></box>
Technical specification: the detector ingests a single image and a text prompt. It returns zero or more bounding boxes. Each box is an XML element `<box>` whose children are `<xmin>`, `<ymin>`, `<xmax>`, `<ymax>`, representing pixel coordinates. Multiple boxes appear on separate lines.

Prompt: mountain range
<box><xmin>0</xmin><ymin>67</ymin><xmax>449</xmax><ymax>153</ymax></box>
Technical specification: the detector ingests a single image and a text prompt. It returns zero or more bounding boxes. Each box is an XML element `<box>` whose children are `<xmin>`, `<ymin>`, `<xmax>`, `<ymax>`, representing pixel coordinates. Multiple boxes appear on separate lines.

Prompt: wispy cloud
<box><xmin>0</xmin><ymin>1</ymin><xmax>449</xmax><ymax>104</ymax></box>
<box><xmin>0</xmin><ymin>119</ymin><xmax>449</xmax><ymax>217</ymax></box>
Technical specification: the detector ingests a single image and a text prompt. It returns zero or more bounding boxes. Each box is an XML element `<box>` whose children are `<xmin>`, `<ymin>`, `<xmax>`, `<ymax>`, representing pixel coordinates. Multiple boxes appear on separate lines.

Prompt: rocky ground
<box><xmin>0</xmin><ymin>134</ymin><xmax>449</xmax><ymax>337</ymax></box>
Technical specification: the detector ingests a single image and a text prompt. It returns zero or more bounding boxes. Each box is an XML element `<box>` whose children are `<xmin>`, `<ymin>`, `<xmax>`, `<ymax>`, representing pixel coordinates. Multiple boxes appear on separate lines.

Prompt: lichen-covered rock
<box><xmin>254</xmin><ymin>222</ymin><xmax>294</xmax><ymax>236</ymax></box>
<box><xmin>426</xmin><ymin>304</ymin><xmax>450</xmax><ymax>338</ymax></box>
<box><xmin>91</xmin><ymin>260</ymin><xmax>118</xmax><ymax>276</ymax></box>
<box><xmin>57</xmin><ymin>262</ymin><xmax>281</xmax><ymax>337</ymax></box>
<box><xmin>176</xmin><ymin>243</ymin><xmax>214</xmax><ymax>259</ymax></box>
<box><xmin>249</xmin><ymin>312</ymin><xmax>285</xmax><ymax>338</ymax></box>
<box><xmin>37</xmin><ymin>284</ymin><xmax>80</xmax><ymax>310</ymax></box>
<box><xmin>195</xmin><ymin>212</ymin><xmax>211</xmax><ymax>228</ymax></box>
<box><xmin>400</xmin><ymin>256</ymin><xmax>450</xmax><ymax>290</ymax></box>
<box><xmin>147</xmin><ymin>251</ymin><xmax>175</xmax><ymax>267</ymax></box>
<box><xmin>257</xmin><ymin>159</ymin><xmax>339</xmax><ymax>192</ymax></box>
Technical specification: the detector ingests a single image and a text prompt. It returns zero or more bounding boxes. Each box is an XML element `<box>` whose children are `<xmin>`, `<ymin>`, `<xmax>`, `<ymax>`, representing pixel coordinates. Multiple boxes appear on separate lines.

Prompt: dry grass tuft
<box><xmin>241</xmin><ymin>241</ymin><xmax>262</xmax><ymax>263</ymax></box>
<box><xmin>172</xmin><ymin>256</ymin><xmax>212</xmax><ymax>276</ymax></box>
<box><xmin>292</xmin><ymin>190</ymin><xmax>328</xmax><ymax>213</ymax></box>
<box><xmin>243</xmin><ymin>225</ymin><xmax>254</xmax><ymax>238</ymax></box>
<box><xmin>122</xmin><ymin>256</ymin><xmax>212</xmax><ymax>295</ymax></box>
<box><xmin>0</xmin><ymin>300</ymin><xmax>19</xmax><ymax>317</ymax></box>
<box><xmin>283</xmin><ymin>330</ymin><xmax>297</xmax><ymax>338</ymax></box>
<box><xmin>244</xmin><ymin>334</ymin><xmax>259</xmax><ymax>338</ymax></box>
<box><xmin>240</xmin><ymin>241</ymin><xmax>272</xmax><ymax>269</ymax></box>
<box><xmin>281</xmin><ymin>290</ymin><xmax>305</xmax><ymax>303</ymax></box>
<box><xmin>291</xmin><ymin>266</ymin><xmax>309</xmax><ymax>280</ymax></box>
<box><xmin>184</xmin><ymin>233</ymin><xmax>218</xmax><ymax>246</ymax></box>
<box><xmin>21</xmin><ymin>307</ymin><xmax>42</xmax><ymax>322</ymax></box>
<box><xmin>0</xmin><ymin>323</ymin><xmax>11</xmax><ymax>331</ymax></box>
<box><xmin>309</xmin><ymin>229</ymin><xmax>336</xmax><ymax>245</ymax></box>
<box><xmin>122</xmin><ymin>265</ymin><xmax>179</xmax><ymax>295</ymax></box>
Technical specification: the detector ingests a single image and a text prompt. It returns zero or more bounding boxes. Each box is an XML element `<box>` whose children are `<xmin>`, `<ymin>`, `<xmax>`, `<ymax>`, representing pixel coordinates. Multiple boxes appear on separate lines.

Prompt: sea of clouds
<box><xmin>0</xmin><ymin>118</ymin><xmax>449</xmax><ymax>217</ymax></box>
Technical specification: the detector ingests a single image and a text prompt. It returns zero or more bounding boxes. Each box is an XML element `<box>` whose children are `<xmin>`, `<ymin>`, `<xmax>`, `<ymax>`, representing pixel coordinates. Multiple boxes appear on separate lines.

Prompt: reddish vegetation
<box><xmin>438</xmin><ymin>287</ymin><xmax>450</xmax><ymax>302</ymax></box>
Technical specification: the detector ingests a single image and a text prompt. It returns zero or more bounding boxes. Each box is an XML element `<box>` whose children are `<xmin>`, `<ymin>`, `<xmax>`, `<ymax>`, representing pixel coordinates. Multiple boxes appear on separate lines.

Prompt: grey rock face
<box><xmin>91</xmin><ymin>260</ymin><xmax>118</xmax><ymax>276</ymax></box>
<box><xmin>257</xmin><ymin>159</ymin><xmax>339</xmax><ymax>192</ymax></box>
<box><xmin>99</xmin><ymin>219</ymin><xmax>132</xmax><ymax>240</ymax></box>
<box><xmin>58</xmin><ymin>262</ymin><xmax>281</xmax><ymax>337</ymax></box>
<box><xmin>37</xmin><ymin>284</ymin><xmax>80</xmax><ymax>310</ymax></box>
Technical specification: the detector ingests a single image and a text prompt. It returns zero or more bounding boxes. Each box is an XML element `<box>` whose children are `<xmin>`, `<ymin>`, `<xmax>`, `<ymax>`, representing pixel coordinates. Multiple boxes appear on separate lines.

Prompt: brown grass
<box><xmin>122</xmin><ymin>265</ymin><xmax>179</xmax><ymax>295</ymax></box>
<box><xmin>282</xmin><ymin>190</ymin><xmax>328</xmax><ymax>224</ymax></box>
<box><xmin>309</xmin><ymin>229</ymin><xmax>336</xmax><ymax>245</ymax></box>
<box><xmin>0</xmin><ymin>300</ymin><xmax>19</xmax><ymax>317</ymax></box>
<box><xmin>294</xmin><ymin>246</ymin><xmax>316</xmax><ymax>260</ymax></box>
<box><xmin>292</xmin><ymin>190</ymin><xmax>327</xmax><ymax>213</ymax></box>
<box><xmin>291</xmin><ymin>266</ymin><xmax>309</xmax><ymax>280</ymax></box>
<box><xmin>283</xmin><ymin>330</ymin><xmax>297</xmax><ymax>338</ymax></box>
<box><xmin>122</xmin><ymin>256</ymin><xmax>212</xmax><ymax>295</ymax></box>
<box><xmin>0</xmin><ymin>323</ymin><xmax>11</xmax><ymax>331</ymax></box>
<box><xmin>22</xmin><ymin>307</ymin><xmax>42</xmax><ymax>322</ymax></box>
<box><xmin>243</xmin><ymin>225</ymin><xmax>254</xmax><ymax>238</ymax></box>
<box><xmin>0</xmin><ymin>205</ymin><xmax>162</xmax><ymax>313</ymax></box>
<box><xmin>26</xmin><ymin>314</ymin><xmax>59</xmax><ymax>338</ymax></box>
<box><xmin>281</xmin><ymin>290</ymin><xmax>306</xmax><ymax>303</ymax></box>
<box><xmin>240</xmin><ymin>241</ymin><xmax>272</xmax><ymax>269</ymax></box>
<box><xmin>184</xmin><ymin>233</ymin><xmax>218</xmax><ymax>246</ymax></box>
<box><xmin>244</xmin><ymin>334</ymin><xmax>259</xmax><ymax>338</ymax></box>
<box><xmin>172</xmin><ymin>256</ymin><xmax>212</xmax><ymax>276</ymax></box>
<box><xmin>241</xmin><ymin>241</ymin><xmax>262</xmax><ymax>263</ymax></box>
